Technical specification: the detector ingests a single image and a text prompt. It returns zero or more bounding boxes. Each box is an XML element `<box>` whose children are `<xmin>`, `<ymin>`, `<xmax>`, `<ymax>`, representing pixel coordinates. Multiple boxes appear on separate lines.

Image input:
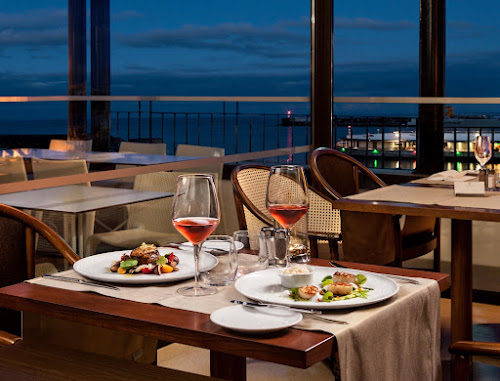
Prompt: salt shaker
<box><xmin>261</xmin><ymin>227</ymin><xmax>277</xmax><ymax>265</ymax></box>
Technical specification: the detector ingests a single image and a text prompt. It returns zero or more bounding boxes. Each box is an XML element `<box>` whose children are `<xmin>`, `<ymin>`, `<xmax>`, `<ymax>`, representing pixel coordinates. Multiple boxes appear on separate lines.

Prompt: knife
<box><xmin>230</xmin><ymin>301</ymin><xmax>349</xmax><ymax>324</ymax></box>
<box><xmin>42</xmin><ymin>274</ymin><xmax>121</xmax><ymax>290</ymax></box>
<box><xmin>231</xmin><ymin>300</ymin><xmax>321</xmax><ymax>315</ymax></box>
<box><xmin>329</xmin><ymin>261</ymin><xmax>421</xmax><ymax>284</ymax></box>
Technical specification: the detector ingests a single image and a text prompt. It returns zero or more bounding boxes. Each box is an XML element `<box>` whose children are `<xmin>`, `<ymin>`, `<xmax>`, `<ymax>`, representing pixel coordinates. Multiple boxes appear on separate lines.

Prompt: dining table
<box><xmin>0</xmin><ymin>258</ymin><xmax>450</xmax><ymax>381</ymax></box>
<box><xmin>330</xmin><ymin>180</ymin><xmax>500</xmax><ymax>371</ymax></box>
<box><xmin>0</xmin><ymin>148</ymin><xmax>199</xmax><ymax>166</ymax></box>
<box><xmin>0</xmin><ymin>185</ymin><xmax>172</xmax><ymax>256</ymax></box>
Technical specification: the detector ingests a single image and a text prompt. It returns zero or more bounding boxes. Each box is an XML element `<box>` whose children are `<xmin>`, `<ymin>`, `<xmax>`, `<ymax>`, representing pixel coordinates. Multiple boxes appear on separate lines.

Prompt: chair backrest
<box><xmin>0</xmin><ymin>157</ymin><xmax>28</xmax><ymax>184</ymax></box>
<box><xmin>0</xmin><ymin>204</ymin><xmax>79</xmax><ymax>334</ymax></box>
<box><xmin>231</xmin><ymin>164</ymin><xmax>341</xmax><ymax>237</ymax></box>
<box><xmin>50</xmin><ymin>139</ymin><xmax>93</xmax><ymax>152</ymax></box>
<box><xmin>231</xmin><ymin>165</ymin><xmax>273</xmax><ymax>232</ymax></box>
<box><xmin>119</xmin><ymin>141</ymin><xmax>166</xmax><ymax>155</ymax></box>
<box><xmin>175</xmin><ymin>144</ymin><xmax>225</xmax><ymax>180</ymax></box>
<box><xmin>30</xmin><ymin>158</ymin><xmax>94</xmax><ymax>251</ymax></box>
<box><xmin>31</xmin><ymin>157</ymin><xmax>89</xmax><ymax>184</ymax></box>
<box><xmin>309</xmin><ymin>147</ymin><xmax>386</xmax><ymax>198</ymax></box>
<box><xmin>127</xmin><ymin>172</ymin><xmax>193</xmax><ymax>240</ymax></box>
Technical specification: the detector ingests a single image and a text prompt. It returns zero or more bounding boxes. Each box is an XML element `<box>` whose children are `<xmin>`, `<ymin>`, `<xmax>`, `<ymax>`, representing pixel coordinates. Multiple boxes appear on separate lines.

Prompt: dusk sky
<box><xmin>1</xmin><ymin>0</ymin><xmax>499</xmax><ymax>117</ymax></box>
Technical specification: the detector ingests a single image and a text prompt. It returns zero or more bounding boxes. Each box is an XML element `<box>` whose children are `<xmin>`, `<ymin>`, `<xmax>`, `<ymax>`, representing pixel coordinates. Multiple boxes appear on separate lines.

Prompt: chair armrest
<box><xmin>449</xmin><ymin>341</ymin><xmax>500</xmax><ymax>357</ymax></box>
<box><xmin>0</xmin><ymin>330</ymin><xmax>22</xmax><ymax>347</ymax></box>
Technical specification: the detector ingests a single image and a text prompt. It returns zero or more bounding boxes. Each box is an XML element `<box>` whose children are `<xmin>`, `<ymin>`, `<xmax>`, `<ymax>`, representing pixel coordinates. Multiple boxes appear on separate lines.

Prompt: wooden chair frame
<box><xmin>0</xmin><ymin>203</ymin><xmax>80</xmax><ymax>279</ymax></box>
<box><xmin>309</xmin><ymin>147</ymin><xmax>440</xmax><ymax>269</ymax></box>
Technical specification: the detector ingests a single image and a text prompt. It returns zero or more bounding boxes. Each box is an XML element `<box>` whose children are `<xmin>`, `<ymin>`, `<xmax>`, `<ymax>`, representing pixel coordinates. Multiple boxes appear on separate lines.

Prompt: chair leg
<box><xmin>433</xmin><ymin>219</ymin><xmax>441</xmax><ymax>272</ymax></box>
<box><xmin>310</xmin><ymin>238</ymin><xmax>318</xmax><ymax>259</ymax></box>
<box><xmin>329</xmin><ymin>238</ymin><xmax>340</xmax><ymax>260</ymax></box>
<box><xmin>452</xmin><ymin>354</ymin><xmax>472</xmax><ymax>381</ymax></box>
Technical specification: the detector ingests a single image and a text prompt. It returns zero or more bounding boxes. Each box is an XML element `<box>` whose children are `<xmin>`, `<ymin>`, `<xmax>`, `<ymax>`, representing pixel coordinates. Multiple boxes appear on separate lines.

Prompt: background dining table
<box><xmin>0</xmin><ymin>259</ymin><xmax>449</xmax><ymax>381</ymax></box>
<box><xmin>0</xmin><ymin>148</ymin><xmax>200</xmax><ymax>166</ymax></box>
<box><xmin>331</xmin><ymin>181</ymin><xmax>500</xmax><ymax>375</ymax></box>
<box><xmin>0</xmin><ymin>185</ymin><xmax>172</xmax><ymax>256</ymax></box>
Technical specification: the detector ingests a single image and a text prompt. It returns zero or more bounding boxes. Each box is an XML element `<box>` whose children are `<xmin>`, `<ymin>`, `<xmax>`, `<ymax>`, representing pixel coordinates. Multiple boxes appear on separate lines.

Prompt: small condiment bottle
<box><xmin>479</xmin><ymin>168</ymin><xmax>488</xmax><ymax>183</ymax></box>
<box><xmin>487</xmin><ymin>169</ymin><xmax>496</xmax><ymax>190</ymax></box>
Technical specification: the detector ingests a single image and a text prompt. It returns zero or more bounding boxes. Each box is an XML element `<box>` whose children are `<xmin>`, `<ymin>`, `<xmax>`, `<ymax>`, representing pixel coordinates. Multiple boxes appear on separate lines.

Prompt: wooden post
<box><xmin>91</xmin><ymin>0</ymin><xmax>111</xmax><ymax>151</ymax></box>
<box><xmin>68</xmin><ymin>0</ymin><xmax>87</xmax><ymax>140</ymax></box>
<box><xmin>311</xmin><ymin>0</ymin><xmax>333</xmax><ymax>149</ymax></box>
<box><xmin>417</xmin><ymin>0</ymin><xmax>446</xmax><ymax>174</ymax></box>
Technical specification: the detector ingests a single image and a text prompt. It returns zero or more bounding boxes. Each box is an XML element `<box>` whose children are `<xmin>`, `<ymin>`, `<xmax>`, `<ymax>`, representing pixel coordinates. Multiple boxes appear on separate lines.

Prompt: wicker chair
<box><xmin>230</xmin><ymin>164</ymin><xmax>341</xmax><ymax>258</ymax></box>
<box><xmin>309</xmin><ymin>147</ymin><xmax>440</xmax><ymax>269</ymax></box>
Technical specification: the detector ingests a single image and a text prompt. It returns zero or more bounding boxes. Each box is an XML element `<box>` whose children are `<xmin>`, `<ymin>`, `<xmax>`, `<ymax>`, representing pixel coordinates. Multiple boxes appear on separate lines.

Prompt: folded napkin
<box><xmin>427</xmin><ymin>170</ymin><xmax>471</xmax><ymax>182</ymax></box>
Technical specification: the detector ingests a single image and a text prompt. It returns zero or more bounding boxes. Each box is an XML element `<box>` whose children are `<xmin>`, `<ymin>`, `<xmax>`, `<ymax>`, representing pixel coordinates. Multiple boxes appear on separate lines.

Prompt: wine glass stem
<box><xmin>285</xmin><ymin>228</ymin><xmax>291</xmax><ymax>267</ymax></box>
<box><xmin>193</xmin><ymin>244</ymin><xmax>201</xmax><ymax>287</ymax></box>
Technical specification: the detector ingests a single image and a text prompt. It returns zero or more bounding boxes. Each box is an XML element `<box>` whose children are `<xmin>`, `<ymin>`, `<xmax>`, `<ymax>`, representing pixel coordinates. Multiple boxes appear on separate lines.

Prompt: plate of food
<box><xmin>73</xmin><ymin>243</ymin><xmax>218</xmax><ymax>284</ymax></box>
<box><xmin>234</xmin><ymin>265</ymin><xmax>399</xmax><ymax>310</ymax></box>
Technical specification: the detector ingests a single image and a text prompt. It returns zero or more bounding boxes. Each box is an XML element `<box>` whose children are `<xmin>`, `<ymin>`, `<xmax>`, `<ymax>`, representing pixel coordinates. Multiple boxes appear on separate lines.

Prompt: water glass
<box><xmin>233</xmin><ymin>230</ymin><xmax>269</xmax><ymax>277</ymax></box>
<box><xmin>200</xmin><ymin>235</ymin><xmax>238</xmax><ymax>286</ymax></box>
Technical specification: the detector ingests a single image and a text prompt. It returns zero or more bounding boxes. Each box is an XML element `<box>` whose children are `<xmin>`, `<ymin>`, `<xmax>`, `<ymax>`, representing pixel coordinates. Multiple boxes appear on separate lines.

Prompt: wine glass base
<box><xmin>177</xmin><ymin>285</ymin><xmax>217</xmax><ymax>296</ymax></box>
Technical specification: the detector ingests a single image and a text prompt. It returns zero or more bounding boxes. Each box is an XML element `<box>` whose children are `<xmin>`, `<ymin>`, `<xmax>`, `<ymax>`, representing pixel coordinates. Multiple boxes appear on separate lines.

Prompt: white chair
<box><xmin>49</xmin><ymin>139</ymin><xmax>93</xmax><ymax>153</ymax></box>
<box><xmin>119</xmin><ymin>141</ymin><xmax>166</xmax><ymax>155</ymax></box>
<box><xmin>175</xmin><ymin>143</ymin><xmax>224</xmax><ymax>178</ymax></box>
<box><xmin>0</xmin><ymin>157</ymin><xmax>28</xmax><ymax>184</ymax></box>
<box><xmin>31</xmin><ymin>157</ymin><xmax>95</xmax><ymax>256</ymax></box>
<box><xmin>86</xmin><ymin>171</ymin><xmax>187</xmax><ymax>255</ymax></box>
<box><xmin>113</xmin><ymin>141</ymin><xmax>167</xmax><ymax>187</ymax></box>
<box><xmin>231</xmin><ymin>165</ymin><xmax>341</xmax><ymax>258</ymax></box>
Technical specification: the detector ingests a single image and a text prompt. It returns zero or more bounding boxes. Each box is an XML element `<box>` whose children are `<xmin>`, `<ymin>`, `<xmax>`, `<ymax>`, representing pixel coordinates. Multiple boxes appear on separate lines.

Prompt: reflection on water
<box><xmin>368</xmin><ymin>159</ymin><xmax>416</xmax><ymax>170</ymax></box>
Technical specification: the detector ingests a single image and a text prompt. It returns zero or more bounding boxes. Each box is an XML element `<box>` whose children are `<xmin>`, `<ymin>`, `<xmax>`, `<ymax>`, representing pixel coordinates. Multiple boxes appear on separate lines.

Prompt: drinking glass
<box><xmin>474</xmin><ymin>135</ymin><xmax>492</xmax><ymax>169</ymax></box>
<box><xmin>200</xmin><ymin>235</ymin><xmax>238</xmax><ymax>286</ymax></box>
<box><xmin>265</xmin><ymin>165</ymin><xmax>309</xmax><ymax>267</ymax></box>
<box><xmin>233</xmin><ymin>230</ymin><xmax>268</xmax><ymax>277</ymax></box>
<box><xmin>172</xmin><ymin>174</ymin><xmax>220</xmax><ymax>296</ymax></box>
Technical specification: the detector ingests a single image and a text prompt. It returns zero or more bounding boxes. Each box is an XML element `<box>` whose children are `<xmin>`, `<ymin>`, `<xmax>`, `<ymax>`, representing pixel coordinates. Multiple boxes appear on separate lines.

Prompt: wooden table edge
<box><xmin>0</xmin><ymin>259</ymin><xmax>449</xmax><ymax>369</ymax></box>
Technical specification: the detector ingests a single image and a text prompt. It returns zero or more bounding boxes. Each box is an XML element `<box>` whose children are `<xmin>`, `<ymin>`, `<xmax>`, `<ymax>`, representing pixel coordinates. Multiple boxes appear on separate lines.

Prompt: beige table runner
<box><xmin>28</xmin><ymin>268</ymin><xmax>440</xmax><ymax>381</ymax></box>
<box><xmin>348</xmin><ymin>184</ymin><xmax>500</xmax><ymax>210</ymax></box>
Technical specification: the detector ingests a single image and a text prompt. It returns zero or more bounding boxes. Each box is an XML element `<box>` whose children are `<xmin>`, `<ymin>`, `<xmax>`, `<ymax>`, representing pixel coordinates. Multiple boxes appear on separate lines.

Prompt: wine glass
<box><xmin>266</xmin><ymin>165</ymin><xmax>309</xmax><ymax>267</ymax></box>
<box><xmin>474</xmin><ymin>135</ymin><xmax>492</xmax><ymax>169</ymax></box>
<box><xmin>172</xmin><ymin>174</ymin><xmax>220</xmax><ymax>296</ymax></box>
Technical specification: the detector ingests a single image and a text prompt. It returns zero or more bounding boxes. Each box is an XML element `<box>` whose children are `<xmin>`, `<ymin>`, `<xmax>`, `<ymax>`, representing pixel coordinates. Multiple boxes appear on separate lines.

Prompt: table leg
<box><xmin>210</xmin><ymin>350</ymin><xmax>246</xmax><ymax>381</ymax></box>
<box><xmin>450</xmin><ymin>219</ymin><xmax>473</xmax><ymax>344</ymax></box>
<box><xmin>77</xmin><ymin>213</ymin><xmax>84</xmax><ymax>257</ymax></box>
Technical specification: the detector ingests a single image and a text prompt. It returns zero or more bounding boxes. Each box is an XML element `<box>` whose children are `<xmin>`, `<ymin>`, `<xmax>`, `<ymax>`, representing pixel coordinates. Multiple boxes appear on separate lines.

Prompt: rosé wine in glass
<box><xmin>267</xmin><ymin>204</ymin><xmax>309</xmax><ymax>229</ymax></box>
<box><xmin>266</xmin><ymin>165</ymin><xmax>309</xmax><ymax>267</ymax></box>
<box><xmin>172</xmin><ymin>174</ymin><xmax>220</xmax><ymax>296</ymax></box>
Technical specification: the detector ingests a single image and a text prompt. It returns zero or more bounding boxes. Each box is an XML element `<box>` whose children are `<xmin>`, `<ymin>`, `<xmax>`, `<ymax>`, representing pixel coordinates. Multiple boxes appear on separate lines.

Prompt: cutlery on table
<box><xmin>42</xmin><ymin>274</ymin><xmax>120</xmax><ymax>290</ymax></box>
<box><xmin>329</xmin><ymin>261</ymin><xmax>421</xmax><ymax>285</ymax></box>
<box><xmin>230</xmin><ymin>300</ymin><xmax>349</xmax><ymax>324</ymax></box>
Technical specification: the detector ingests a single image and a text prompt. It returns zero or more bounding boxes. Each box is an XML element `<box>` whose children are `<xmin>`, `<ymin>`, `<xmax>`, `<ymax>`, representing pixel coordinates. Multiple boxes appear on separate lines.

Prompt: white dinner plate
<box><xmin>210</xmin><ymin>305</ymin><xmax>302</xmax><ymax>333</ymax></box>
<box><xmin>235</xmin><ymin>266</ymin><xmax>399</xmax><ymax>310</ymax></box>
<box><xmin>73</xmin><ymin>248</ymin><xmax>218</xmax><ymax>284</ymax></box>
<box><xmin>180</xmin><ymin>240</ymin><xmax>245</xmax><ymax>251</ymax></box>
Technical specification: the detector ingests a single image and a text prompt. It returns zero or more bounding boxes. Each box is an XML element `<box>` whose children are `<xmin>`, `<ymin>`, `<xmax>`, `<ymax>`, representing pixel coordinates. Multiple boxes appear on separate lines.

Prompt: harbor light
<box><xmin>372</xmin><ymin>149</ymin><xmax>379</xmax><ymax>154</ymax></box>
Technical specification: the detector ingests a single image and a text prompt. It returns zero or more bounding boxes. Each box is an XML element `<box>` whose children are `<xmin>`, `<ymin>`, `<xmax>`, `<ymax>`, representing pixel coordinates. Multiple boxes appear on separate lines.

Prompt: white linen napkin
<box><xmin>427</xmin><ymin>170</ymin><xmax>470</xmax><ymax>182</ymax></box>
